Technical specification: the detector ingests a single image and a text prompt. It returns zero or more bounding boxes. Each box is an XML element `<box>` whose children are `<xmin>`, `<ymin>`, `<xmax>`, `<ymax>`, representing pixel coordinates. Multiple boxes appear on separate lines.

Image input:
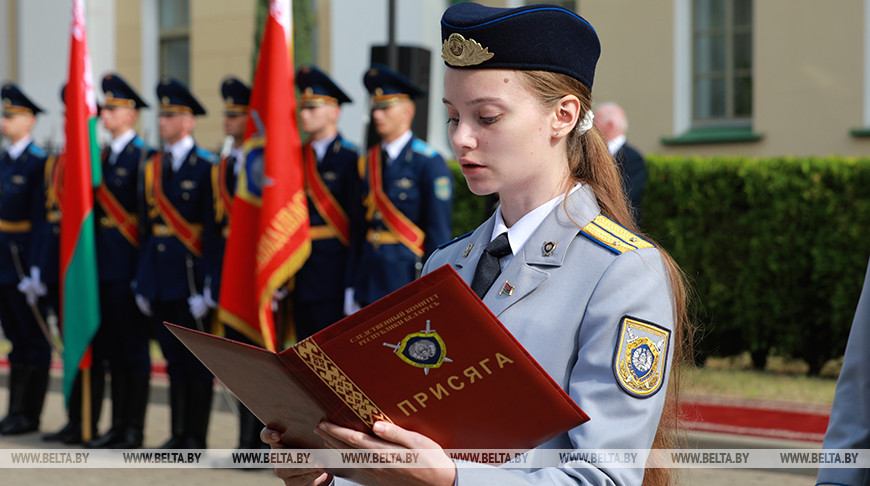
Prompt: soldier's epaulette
<box><xmin>27</xmin><ymin>144</ymin><xmax>47</xmax><ymax>158</ymax></box>
<box><xmin>132</xmin><ymin>136</ymin><xmax>145</xmax><ymax>148</ymax></box>
<box><xmin>196</xmin><ymin>147</ymin><xmax>219</xmax><ymax>164</ymax></box>
<box><xmin>580</xmin><ymin>215</ymin><xmax>653</xmax><ymax>255</ymax></box>
<box><xmin>339</xmin><ymin>138</ymin><xmax>358</xmax><ymax>152</ymax></box>
<box><xmin>437</xmin><ymin>231</ymin><xmax>473</xmax><ymax>250</ymax></box>
<box><xmin>411</xmin><ymin>138</ymin><xmax>438</xmax><ymax>158</ymax></box>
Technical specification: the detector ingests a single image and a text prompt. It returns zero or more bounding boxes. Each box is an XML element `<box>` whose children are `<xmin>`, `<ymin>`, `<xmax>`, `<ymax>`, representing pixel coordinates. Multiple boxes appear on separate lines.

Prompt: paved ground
<box><xmin>0</xmin><ymin>369</ymin><xmax>820</xmax><ymax>485</ymax></box>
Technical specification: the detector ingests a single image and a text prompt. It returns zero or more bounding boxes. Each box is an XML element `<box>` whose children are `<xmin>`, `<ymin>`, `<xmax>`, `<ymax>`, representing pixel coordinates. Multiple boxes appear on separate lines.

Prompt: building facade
<box><xmin>2</xmin><ymin>0</ymin><xmax>870</xmax><ymax>158</ymax></box>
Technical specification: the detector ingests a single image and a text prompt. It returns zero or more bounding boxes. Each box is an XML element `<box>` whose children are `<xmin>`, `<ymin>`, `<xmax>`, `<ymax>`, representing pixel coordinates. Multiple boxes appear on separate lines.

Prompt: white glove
<box><xmin>203</xmin><ymin>285</ymin><xmax>218</xmax><ymax>309</ymax></box>
<box><xmin>135</xmin><ymin>294</ymin><xmax>153</xmax><ymax>317</ymax></box>
<box><xmin>273</xmin><ymin>286</ymin><xmax>289</xmax><ymax>301</ymax></box>
<box><xmin>187</xmin><ymin>294</ymin><xmax>209</xmax><ymax>320</ymax></box>
<box><xmin>17</xmin><ymin>276</ymin><xmax>38</xmax><ymax>306</ymax></box>
<box><xmin>29</xmin><ymin>267</ymin><xmax>47</xmax><ymax>298</ymax></box>
<box><xmin>343</xmin><ymin>288</ymin><xmax>361</xmax><ymax>316</ymax></box>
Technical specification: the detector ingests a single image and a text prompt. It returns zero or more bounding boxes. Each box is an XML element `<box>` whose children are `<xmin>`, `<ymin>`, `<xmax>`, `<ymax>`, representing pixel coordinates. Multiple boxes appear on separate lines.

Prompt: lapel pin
<box><xmin>543</xmin><ymin>241</ymin><xmax>557</xmax><ymax>257</ymax></box>
<box><xmin>499</xmin><ymin>281</ymin><xmax>514</xmax><ymax>296</ymax></box>
<box><xmin>462</xmin><ymin>243</ymin><xmax>474</xmax><ymax>258</ymax></box>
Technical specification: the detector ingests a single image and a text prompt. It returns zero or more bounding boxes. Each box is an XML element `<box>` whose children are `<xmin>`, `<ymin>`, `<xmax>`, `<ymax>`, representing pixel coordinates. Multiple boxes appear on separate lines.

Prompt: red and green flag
<box><xmin>218</xmin><ymin>0</ymin><xmax>309</xmax><ymax>351</ymax></box>
<box><xmin>60</xmin><ymin>0</ymin><xmax>102</xmax><ymax>403</ymax></box>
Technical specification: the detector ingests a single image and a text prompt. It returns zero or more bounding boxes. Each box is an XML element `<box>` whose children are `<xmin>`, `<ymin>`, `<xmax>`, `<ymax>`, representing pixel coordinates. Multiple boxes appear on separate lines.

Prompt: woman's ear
<box><xmin>552</xmin><ymin>95</ymin><xmax>581</xmax><ymax>138</ymax></box>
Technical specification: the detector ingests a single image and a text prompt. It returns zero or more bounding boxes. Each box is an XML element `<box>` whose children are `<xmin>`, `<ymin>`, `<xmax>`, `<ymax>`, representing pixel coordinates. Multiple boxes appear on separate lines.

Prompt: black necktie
<box><xmin>163</xmin><ymin>152</ymin><xmax>174</xmax><ymax>186</ymax></box>
<box><xmin>470</xmin><ymin>232</ymin><xmax>512</xmax><ymax>298</ymax></box>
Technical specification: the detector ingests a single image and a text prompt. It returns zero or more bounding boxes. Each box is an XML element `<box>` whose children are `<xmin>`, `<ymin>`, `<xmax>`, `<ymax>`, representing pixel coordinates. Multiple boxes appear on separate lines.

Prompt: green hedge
<box><xmin>446</xmin><ymin>157</ymin><xmax>870</xmax><ymax>375</ymax></box>
<box><xmin>644</xmin><ymin>156</ymin><xmax>870</xmax><ymax>374</ymax></box>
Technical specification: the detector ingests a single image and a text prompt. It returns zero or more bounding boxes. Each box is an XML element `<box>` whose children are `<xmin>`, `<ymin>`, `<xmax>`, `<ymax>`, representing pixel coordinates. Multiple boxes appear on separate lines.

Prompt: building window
<box><xmin>692</xmin><ymin>0</ymin><xmax>752</xmax><ymax>126</ymax></box>
<box><xmin>159</xmin><ymin>0</ymin><xmax>190</xmax><ymax>85</ymax></box>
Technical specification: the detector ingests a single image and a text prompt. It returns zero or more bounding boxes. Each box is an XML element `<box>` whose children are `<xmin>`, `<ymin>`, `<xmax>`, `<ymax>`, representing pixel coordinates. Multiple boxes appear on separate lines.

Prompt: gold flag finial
<box><xmin>441</xmin><ymin>33</ymin><xmax>494</xmax><ymax>67</ymax></box>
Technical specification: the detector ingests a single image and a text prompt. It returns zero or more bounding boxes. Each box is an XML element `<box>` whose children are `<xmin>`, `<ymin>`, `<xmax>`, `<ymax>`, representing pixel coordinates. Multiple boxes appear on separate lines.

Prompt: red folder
<box><xmin>166</xmin><ymin>265</ymin><xmax>588</xmax><ymax>452</ymax></box>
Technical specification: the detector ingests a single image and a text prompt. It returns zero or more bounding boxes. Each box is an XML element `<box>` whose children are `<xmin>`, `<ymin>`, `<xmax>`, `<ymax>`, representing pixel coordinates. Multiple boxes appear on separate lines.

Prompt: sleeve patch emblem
<box><xmin>613</xmin><ymin>316</ymin><xmax>670</xmax><ymax>398</ymax></box>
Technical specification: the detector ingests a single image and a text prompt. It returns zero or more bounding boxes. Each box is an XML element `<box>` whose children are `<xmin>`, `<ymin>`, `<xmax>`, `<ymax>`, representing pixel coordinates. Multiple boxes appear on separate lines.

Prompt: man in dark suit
<box><xmin>348</xmin><ymin>64</ymin><xmax>453</xmax><ymax>310</ymax></box>
<box><xmin>294</xmin><ymin>65</ymin><xmax>358</xmax><ymax>336</ymax></box>
<box><xmin>135</xmin><ymin>77</ymin><xmax>218</xmax><ymax>449</ymax></box>
<box><xmin>0</xmin><ymin>82</ymin><xmax>51</xmax><ymax>436</ymax></box>
<box><xmin>81</xmin><ymin>73</ymin><xmax>154</xmax><ymax>449</ymax></box>
<box><xmin>594</xmin><ymin>102</ymin><xmax>647</xmax><ymax>226</ymax></box>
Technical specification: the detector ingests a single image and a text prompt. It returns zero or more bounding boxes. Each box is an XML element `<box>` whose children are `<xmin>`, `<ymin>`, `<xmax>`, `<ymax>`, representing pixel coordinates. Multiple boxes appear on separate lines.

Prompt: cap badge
<box><xmin>441</xmin><ymin>33</ymin><xmax>494</xmax><ymax>67</ymax></box>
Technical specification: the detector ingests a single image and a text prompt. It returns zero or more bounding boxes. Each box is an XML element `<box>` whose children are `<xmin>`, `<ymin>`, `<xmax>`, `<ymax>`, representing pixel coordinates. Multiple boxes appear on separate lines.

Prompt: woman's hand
<box><xmin>315</xmin><ymin>420</ymin><xmax>456</xmax><ymax>486</ymax></box>
<box><xmin>261</xmin><ymin>427</ymin><xmax>333</xmax><ymax>486</ymax></box>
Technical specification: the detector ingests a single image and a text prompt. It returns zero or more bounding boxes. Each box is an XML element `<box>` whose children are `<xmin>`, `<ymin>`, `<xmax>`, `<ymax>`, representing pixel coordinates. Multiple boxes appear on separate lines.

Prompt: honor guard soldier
<box><xmin>209</xmin><ymin>76</ymin><xmax>266</xmax><ymax>451</ymax></box>
<box><xmin>82</xmin><ymin>73</ymin><xmax>154</xmax><ymax>449</ymax></box>
<box><xmin>135</xmin><ymin>77</ymin><xmax>218</xmax><ymax>449</ymax></box>
<box><xmin>0</xmin><ymin>82</ymin><xmax>52</xmax><ymax>435</ymax></box>
<box><xmin>348</xmin><ymin>64</ymin><xmax>453</xmax><ymax>309</ymax></box>
<box><xmin>295</xmin><ymin>65</ymin><xmax>358</xmax><ymax>336</ymax></box>
<box><xmin>206</xmin><ymin>76</ymin><xmax>249</xmax><ymax>315</ymax></box>
<box><xmin>41</xmin><ymin>85</ymin><xmax>105</xmax><ymax>445</ymax></box>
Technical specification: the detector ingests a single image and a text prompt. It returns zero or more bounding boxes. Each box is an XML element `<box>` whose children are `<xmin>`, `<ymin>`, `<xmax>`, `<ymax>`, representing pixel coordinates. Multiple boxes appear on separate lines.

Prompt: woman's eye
<box><xmin>481</xmin><ymin>115</ymin><xmax>500</xmax><ymax>125</ymax></box>
<box><xmin>446</xmin><ymin>116</ymin><xmax>459</xmax><ymax>125</ymax></box>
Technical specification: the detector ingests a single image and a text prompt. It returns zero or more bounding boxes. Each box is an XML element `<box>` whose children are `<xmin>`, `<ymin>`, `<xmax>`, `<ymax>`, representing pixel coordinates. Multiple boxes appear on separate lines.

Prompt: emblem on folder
<box><xmin>384</xmin><ymin>320</ymin><xmax>453</xmax><ymax>375</ymax></box>
<box><xmin>614</xmin><ymin>317</ymin><xmax>670</xmax><ymax>398</ymax></box>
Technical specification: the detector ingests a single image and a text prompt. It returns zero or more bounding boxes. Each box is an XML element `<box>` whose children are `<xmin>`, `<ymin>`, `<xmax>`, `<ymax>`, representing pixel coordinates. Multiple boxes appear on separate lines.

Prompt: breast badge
<box><xmin>383</xmin><ymin>320</ymin><xmax>452</xmax><ymax>375</ymax></box>
<box><xmin>614</xmin><ymin>316</ymin><xmax>670</xmax><ymax>398</ymax></box>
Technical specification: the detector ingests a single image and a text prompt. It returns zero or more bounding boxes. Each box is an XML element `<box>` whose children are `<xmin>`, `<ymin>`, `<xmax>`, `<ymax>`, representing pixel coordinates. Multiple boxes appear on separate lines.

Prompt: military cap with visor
<box><xmin>363</xmin><ymin>63</ymin><xmax>424</xmax><ymax>110</ymax></box>
<box><xmin>156</xmin><ymin>76</ymin><xmax>206</xmax><ymax>116</ymax></box>
<box><xmin>102</xmin><ymin>73</ymin><xmax>149</xmax><ymax>110</ymax></box>
<box><xmin>2</xmin><ymin>82</ymin><xmax>44</xmax><ymax>116</ymax></box>
<box><xmin>220</xmin><ymin>76</ymin><xmax>251</xmax><ymax>116</ymax></box>
<box><xmin>296</xmin><ymin>65</ymin><xmax>352</xmax><ymax>108</ymax></box>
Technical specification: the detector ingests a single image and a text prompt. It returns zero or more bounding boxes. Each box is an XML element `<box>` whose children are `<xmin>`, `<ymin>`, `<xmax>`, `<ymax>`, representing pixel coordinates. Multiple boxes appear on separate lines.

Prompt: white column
<box><xmin>141</xmin><ymin>0</ymin><xmax>160</xmax><ymax>147</ymax></box>
<box><xmin>673</xmin><ymin>0</ymin><xmax>691</xmax><ymax>135</ymax></box>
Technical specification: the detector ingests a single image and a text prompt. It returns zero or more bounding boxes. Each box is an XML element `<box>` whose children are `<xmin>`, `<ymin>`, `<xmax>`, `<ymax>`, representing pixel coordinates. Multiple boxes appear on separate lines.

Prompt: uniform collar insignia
<box><xmin>542</xmin><ymin>241</ymin><xmax>557</xmax><ymax>256</ymax></box>
<box><xmin>499</xmin><ymin>281</ymin><xmax>514</xmax><ymax>296</ymax></box>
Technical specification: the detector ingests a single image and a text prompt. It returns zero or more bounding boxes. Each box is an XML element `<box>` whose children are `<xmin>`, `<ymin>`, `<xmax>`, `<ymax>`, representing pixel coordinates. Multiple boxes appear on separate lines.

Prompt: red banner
<box><xmin>218</xmin><ymin>0</ymin><xmax>309</xmax><ymax>351</ymax></box>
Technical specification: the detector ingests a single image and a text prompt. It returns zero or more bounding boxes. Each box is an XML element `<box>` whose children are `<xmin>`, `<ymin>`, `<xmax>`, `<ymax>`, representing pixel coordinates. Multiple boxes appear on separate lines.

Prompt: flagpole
<box><xmin>81</xmin><ymin>365</ymin><xmax>91</xmax><ymax>442</ymax></box>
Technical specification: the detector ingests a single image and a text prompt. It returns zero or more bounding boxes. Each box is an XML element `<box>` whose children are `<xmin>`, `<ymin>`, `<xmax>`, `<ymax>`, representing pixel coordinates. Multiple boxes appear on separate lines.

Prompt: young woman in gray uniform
<box><xmin>262</xmin><ymin>4</ymin><xmax>691</xmax><ymax>485</ymax></box>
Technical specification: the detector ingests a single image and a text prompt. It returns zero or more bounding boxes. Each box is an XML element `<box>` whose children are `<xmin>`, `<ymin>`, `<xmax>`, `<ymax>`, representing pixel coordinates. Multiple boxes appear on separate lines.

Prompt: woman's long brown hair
<box><xmin>518</xmin><ymin>70</ymin><xmax>694</xmax><ymax>486</ymax></box>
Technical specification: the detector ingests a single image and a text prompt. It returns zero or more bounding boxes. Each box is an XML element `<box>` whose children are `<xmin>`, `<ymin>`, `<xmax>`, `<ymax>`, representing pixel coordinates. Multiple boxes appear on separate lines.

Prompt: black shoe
<box><xmin>0</xmin><ymin>414</ymin><xmax>39</xmax><ymax>435</ymax></box>
<box><xmin>85</xmin><ymin>427</ymin><xmax>124</xmax><ymax>449</ymax></box>
<box><xmin>42</xmin><ymin>422</ymin><xmax>81</xmax><ymax>443</ymax></box>
<box><xmin>159</xmin><ymin>435</ymin><xmax>186</xmax><ymax>449</ymax></box>
<box><xmin>113</xmin><ymin>426</ymin><xmax>144</xmax><ymax>449</ymax></box>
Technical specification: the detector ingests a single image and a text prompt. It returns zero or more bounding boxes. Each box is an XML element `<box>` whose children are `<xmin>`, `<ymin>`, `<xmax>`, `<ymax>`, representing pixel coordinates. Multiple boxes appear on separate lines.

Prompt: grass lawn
<box><xmin>683</xmin><ymin>352</ymin><xmax>841</xmax><ymax>405</ymax></box>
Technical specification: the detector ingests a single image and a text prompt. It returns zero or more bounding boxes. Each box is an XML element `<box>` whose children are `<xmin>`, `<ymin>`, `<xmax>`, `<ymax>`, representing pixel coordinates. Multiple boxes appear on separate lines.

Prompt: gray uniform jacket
<box><xmin>422</xmin><ymin>184</ymin><xmax>675</xmax><ymax>485</ymax></box>
<box><xmin>816</xmin><ymin>255</ymin><xmax>870</xmax><ymax>486</ymax></box>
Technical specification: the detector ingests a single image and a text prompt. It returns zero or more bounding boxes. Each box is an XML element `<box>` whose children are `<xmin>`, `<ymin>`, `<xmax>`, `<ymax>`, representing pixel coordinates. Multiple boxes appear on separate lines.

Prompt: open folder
<box><xmin>166</xmin><ymin>264</ymin><xmax>588</xmax><ymax>453</ymax></box>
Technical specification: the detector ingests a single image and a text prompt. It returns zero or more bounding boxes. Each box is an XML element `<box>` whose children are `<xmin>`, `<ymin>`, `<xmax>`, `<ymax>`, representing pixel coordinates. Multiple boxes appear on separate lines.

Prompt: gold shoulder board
<box><xmin>580</xmin><ymin>215</ymin><xmax>654</xmax><ymax>254</ymax></box>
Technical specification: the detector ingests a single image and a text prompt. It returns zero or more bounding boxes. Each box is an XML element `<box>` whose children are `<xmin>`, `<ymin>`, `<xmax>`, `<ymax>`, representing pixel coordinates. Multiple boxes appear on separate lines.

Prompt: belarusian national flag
<box><xmin>218</xmin><ymin>0</ymin><xmax>309</xmax><ymax>351</ymax></box>
<box><xmin>60</xmin><ymin>0</ymin><xmax>102</xmax><ymax>403</ymax></box>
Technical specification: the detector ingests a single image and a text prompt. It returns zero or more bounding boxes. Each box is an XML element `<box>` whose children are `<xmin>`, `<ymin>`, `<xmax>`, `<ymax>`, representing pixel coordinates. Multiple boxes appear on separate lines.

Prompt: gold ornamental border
<box><xmin>294</xmin><ymin>340</ymin><xmax>393</xmax><ymax>427</ymax></box>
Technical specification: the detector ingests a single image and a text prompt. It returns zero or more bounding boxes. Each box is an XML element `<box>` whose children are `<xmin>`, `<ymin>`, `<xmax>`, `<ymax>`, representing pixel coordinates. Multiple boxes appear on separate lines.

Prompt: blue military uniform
<box><xmin>81</xmin><ymin>73</ymin><xmax>153</xmax><ymax>449</ymax></box>
<box><xmin>0</xmin><ymin>82</ymin><xmax>51</xmax><ymax>436</ymax></box>
<box><xmin>351</xmin><ymin>64</ymin><xmax>453</xmax><ymax>306</ymax></box>
<box><xmin>294</xmin><ymin>65</ymin><xmax>358</xmax><ymax>337</ymax></box>
<box><xmin>136</xmin><ymin>77</ymin><xmax>218</xmax><ymax>449</ymax></box>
